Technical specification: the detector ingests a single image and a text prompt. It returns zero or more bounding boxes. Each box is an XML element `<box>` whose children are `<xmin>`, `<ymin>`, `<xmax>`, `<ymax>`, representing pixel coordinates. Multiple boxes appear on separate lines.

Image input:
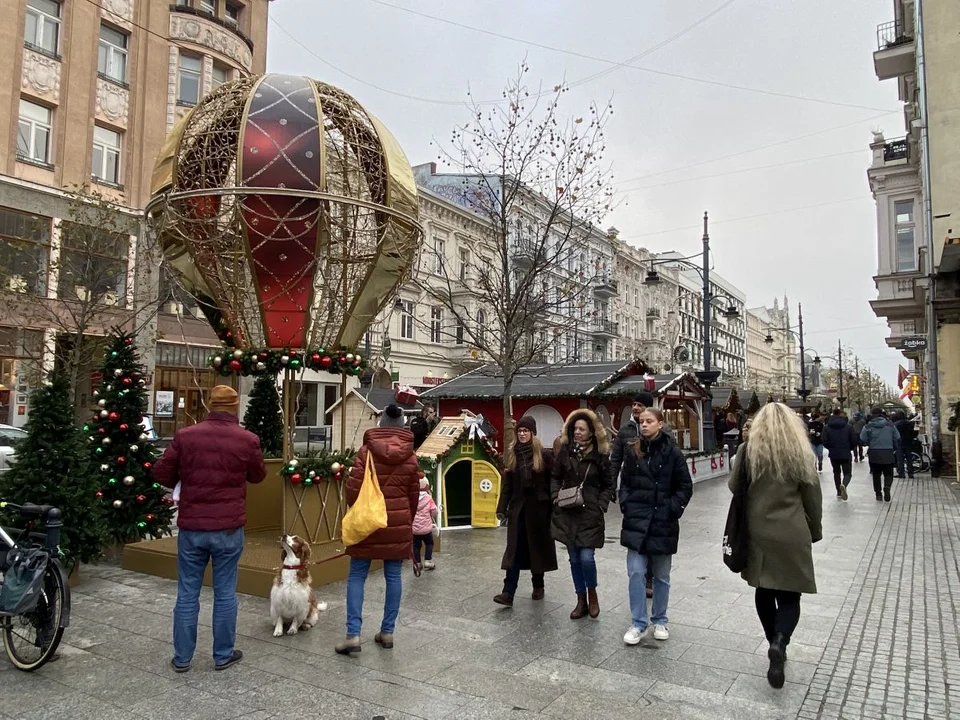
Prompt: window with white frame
<box><xmin>17</xmin><ymin>99</ymin><xmax>52</xmax><ymax>164</ymax></box>
<box><xmin>399</xmin><ymin>300</ymin><xmax>415</xmax><ymax>340</ymax></box>
<box><xmin>225</xmin><ymin>2</ymin><xmax>240</xmax><ymax>24</ymax></box>
<box><xmin>98</xmin><ymin>24</ymin><xmax>128</xmax><ymax>83</ymax></box>
<box><xmin>434</xmin><ymin>237</ymin><xmax>445</xmax><ymax>275</ymax></box>
<box><xmin>92</xmin><ymin>125</ymin><xmax>121</xmax><ymax>184</ymax></box>
<box><xmin>430</xmin><ymin>306</ymin><xmax>443</xmax><ymax>343</ymax></box>
<box><xmin>211</xmin><ymin>64</ymin><xmax>229</xmax><ymax>90</ymax></box>
<box><xmin>199</xmin><ymin>0</ymin><xmax>217</xmax><ymax>15</ymax></box>
<box><xmin>455</xmin><ymin>320</ymin><xmax>465</xmax><ymax>345</ymax></box>
<box><xmin>178</xmin><ymin>54</ymin><xmax>202</xmax><ymax>105</ymax></box>
<box><xmin>476</xmin><ymin>309</ymin><xmax>486</xmax><ymax>345</ymax></box>
<box><xmin>459</xmin><ymin>248</ymin><xmax>470</xmax><ymax>281</ymax></box>
<box><xmin>25</xmin><ymin>0</ymin><xmax>60</xmax><ymax>55</ymax></box>
<box><xmin>894</xmin><ymin>199</ymin><xmax>916</xmax><ymax>272</ymax></box>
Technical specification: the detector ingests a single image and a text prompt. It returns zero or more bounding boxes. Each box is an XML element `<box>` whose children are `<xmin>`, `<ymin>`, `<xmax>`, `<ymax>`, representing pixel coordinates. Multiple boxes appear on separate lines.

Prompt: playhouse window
<box><xmin>461</xmin><ymin>438</ymin><xmax>475</xmax><ymax>454</ymax></box>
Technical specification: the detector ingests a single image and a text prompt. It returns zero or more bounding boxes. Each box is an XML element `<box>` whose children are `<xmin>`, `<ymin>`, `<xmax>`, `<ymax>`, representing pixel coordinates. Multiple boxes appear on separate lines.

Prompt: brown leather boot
<box><xmin>587</xmin><ymin>588</ymin><xmax>600</xmax><ymax>618</ymax></box>
<box><xmin>570</xmin><ymin>593</ymin><xmax>588</xmax><ymax>619</ymax></box>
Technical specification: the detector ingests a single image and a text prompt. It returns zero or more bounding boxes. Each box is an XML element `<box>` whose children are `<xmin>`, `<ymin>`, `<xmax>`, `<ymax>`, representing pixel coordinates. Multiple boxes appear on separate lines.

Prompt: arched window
<box><xmin>476</xmin><ymin>309</ymin><xmax>486</xmax><ymax>345</ymax></box>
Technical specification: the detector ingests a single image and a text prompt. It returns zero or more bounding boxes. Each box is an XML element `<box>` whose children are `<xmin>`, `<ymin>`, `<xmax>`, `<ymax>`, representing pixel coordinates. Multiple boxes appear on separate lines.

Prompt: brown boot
<box><xmin>570</xmin><ymin>593</ymin><xmax>588</xmax><ymax>619</ymax></box>
<box><xmin>587</xmin><ymin>588</ymin><xmax>600</xmax><ymax>618</ymax></box>
<box><xmin>334</xmin><ymin>636</ymin><xmax>361</xmax><ymax>655</ymax></box>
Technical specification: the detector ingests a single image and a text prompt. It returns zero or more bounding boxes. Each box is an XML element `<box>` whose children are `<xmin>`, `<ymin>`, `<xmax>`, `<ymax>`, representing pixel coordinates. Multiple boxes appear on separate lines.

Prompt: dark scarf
<box><xmin>515</xmin><ymin>441</ymin><xmax>535</xmax><ymax>490</ymax></box>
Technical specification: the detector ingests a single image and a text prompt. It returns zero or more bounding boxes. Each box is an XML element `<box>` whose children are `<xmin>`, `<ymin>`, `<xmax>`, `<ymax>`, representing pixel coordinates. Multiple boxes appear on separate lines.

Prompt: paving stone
<box><xmin>429</xmin><ymin>662</ymin><xmax>565</xmax><ymax>712</ymax></box>
<box><xmin>516</xmin><ymin>656</ymin><xmax>652</xmax><ymax>700</ymax></box>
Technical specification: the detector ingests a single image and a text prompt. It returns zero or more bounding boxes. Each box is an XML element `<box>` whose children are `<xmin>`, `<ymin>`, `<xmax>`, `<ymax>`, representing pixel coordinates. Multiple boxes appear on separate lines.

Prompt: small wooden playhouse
<box><xmin>416</xmin><ymin>412</ymin><xmax>503</xmax><ymax>529</ymax></box>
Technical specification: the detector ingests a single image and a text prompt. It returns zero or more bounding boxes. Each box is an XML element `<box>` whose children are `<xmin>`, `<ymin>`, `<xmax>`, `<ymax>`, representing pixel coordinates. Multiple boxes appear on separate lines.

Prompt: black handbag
<box><xmin>722</xmin><ymin>460</ymin><xmax>749</xmax><ymax>573</ymax></box>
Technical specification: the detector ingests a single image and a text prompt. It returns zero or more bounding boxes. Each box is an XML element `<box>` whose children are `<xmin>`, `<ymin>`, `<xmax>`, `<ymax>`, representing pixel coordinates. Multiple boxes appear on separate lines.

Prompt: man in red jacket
<box><xmin>154</xmin><ymin>385</ymin><xmax>266</xmax><ymax>673</ymax></box>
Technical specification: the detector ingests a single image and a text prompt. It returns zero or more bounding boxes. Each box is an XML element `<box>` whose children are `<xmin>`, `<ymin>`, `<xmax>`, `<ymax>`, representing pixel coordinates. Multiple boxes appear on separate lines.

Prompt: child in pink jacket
<box><xmin>412</xmin><ymin>475</ymin><xmax>438</xmax><ymax>575</ymax></box>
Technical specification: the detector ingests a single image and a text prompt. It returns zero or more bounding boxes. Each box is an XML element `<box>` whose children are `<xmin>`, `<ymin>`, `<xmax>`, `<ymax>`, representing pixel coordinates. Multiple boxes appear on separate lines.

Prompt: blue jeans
<box><xmin>346</xmin><ymin>558</ymin><xmax>402</xmax><ymax>637</ymax></box>
<box><xmin>627</xmin><ymin>550</ymin><xmax>672</xmax><ymax>630</ymax></box>
<box><xmin>173</xmin><ymin>528</ymin><xmax>245</xmax><ymax>667</ymax></box>
<box><xmin>566</xmin><ymin>545</ymin><xmax>597</xmax><ymax>594</ymax></box>
<box><xmin>813</xmin><ymin>445</ymin><xmax>824</xmax><ymax>463</ymax></box>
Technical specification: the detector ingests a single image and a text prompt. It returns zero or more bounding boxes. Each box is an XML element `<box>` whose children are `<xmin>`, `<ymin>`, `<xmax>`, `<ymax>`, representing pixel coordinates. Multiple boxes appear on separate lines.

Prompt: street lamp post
<box><xmin>644</xmin><ymin>211</ymin><xmax>736</xmax><ymax>452</ymax></box>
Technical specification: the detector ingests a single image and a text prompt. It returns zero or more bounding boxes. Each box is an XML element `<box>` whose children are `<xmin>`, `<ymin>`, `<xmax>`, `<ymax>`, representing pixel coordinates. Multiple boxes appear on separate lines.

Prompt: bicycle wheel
<box><xmin>2</xmin><ymin>561</ymin><xmax>66</xmax><ymax>671</ymax></box>
<box><xmin>910</xmin><ymin>451</ymin><xmax>929</xmax><ymax>473</ymax></box>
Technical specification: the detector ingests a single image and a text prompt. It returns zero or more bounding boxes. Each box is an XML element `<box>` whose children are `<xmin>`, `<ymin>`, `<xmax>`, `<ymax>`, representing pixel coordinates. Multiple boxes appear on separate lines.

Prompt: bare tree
<box><xmin>0</xmin><ymin>186</ymin><xmax>142</xmax><ymax>405</ymax></box>
<box><xmin>415</xmin><ymin>63</ymin><xmax>615</xmax><ymax>430</ymax></box>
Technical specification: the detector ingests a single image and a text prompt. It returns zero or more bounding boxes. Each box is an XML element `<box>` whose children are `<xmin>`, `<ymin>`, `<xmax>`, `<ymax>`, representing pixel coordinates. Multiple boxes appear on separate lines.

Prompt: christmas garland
<box><xmin>208</xmin><ymin>347</ymin><xmax>367</xmax><ymax>377</ymax></box>
<box><xmin>280</xmin><ymin>449</ymin><xmax>357</xmax><ymax>485</ymax></box>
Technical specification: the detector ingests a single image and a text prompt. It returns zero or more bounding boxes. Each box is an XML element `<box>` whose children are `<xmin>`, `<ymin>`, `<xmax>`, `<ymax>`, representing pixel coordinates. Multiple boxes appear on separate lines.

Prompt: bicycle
<box><xmin>906</xmin><ymin>437</ymin><xmax>931</xmax><ymax>474</ymax></box>
<box><xmin>0</xmin><ymin>502</ymin><xmax>71</xmax><ymax>671</ymax></box>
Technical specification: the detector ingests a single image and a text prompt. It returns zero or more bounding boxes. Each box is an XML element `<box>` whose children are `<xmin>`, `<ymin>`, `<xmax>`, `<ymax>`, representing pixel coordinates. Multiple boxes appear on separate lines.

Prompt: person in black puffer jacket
<box><xmin>822</xmin><ymin>409</ymin><xmax>858</xmax><ymax>500</ymax></box>
<box><xmin>619</xmin><ymin>408</ymin><xmax>693</xmax><ymax>646</ymax></box>
<box><xmin>551</xmin><ymin>408</ymin><xmax>614</xmax><ymax>621</ymax></box>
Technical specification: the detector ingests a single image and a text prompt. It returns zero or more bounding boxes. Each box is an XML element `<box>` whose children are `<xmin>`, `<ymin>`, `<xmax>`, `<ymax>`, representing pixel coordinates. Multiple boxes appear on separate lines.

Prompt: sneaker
<box><xmin>170</xmin><ymin>659</ymin><xmax>190</xmax><ymax>673</ymax></box>
<box><xmin>652</xmin><ymin>624</ymin><xmax>669</xmax><ymax>641</ymax></box>
<box><xmin>840</xmin><ymin>485</ymin><xmax>848</xmax><ymax>501</ymax></box>
<box><xmin>424</xmin><ymin>560</ymin><xmax>436</xmax><ymax>570</ymax></box>
<box><xmin>214</xmin><ymin>649</ymin><xmax>243</xmax><ymax>670</ymax></box>
<box><xmin>623</xmin><ymin>626</ymin><xmax>646</xmax><ymax>645</ymax></box>
<box><xmin>876</xmin><ymin>493</ymin><xmax>883</xmax><ymax>501</ymax></box>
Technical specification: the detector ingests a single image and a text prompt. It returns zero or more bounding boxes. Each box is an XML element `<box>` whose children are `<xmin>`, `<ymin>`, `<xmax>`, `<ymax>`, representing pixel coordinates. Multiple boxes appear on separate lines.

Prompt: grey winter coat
<box><xmin>860</xmin><ymin>417</ymin><xmax>901</xmax><ymax>466</ymax></box>
<box><xmin>729</xmin><ymin>444</ymin><xmax>822</xmax><ymax>594</ymax></box>
<box><xmin>550</xmin><ymin>410</ymin><xmax>615</xmax><ymax>550</ymax></box>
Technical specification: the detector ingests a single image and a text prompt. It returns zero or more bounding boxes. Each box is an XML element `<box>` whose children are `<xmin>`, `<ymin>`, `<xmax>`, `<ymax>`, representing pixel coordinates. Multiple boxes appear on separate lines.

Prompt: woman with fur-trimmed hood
<box><xmin>550</xmin><ymin>408</ymin><xmax>615</xmax><ymax>620</ymax></box>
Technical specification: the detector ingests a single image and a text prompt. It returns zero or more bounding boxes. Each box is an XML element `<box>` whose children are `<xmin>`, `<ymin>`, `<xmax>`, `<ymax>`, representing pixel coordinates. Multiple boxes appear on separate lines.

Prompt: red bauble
<box><xmin>98</xmin><ymin>427</ymin><xmax>106</xmax><ymax>434</ymax></box>
<box><xmin>124</xmin><ymin>337</ymin><xmax>133</xmax><ymax>346</ymax></box>
<box><xmin>260</xmin><ymin>352</ymin><xmax>268</xmax><ymax>359</ymax></box>
<box><xmin>120</xmin><ymin>423</ymin><xmax>129</xmax><ymax>431</ymax></box>
<box><xmin>143</xmin><ymin>462</ymin><xmax>152</xmax><ymax>470</ymax></box>
<box><xmin>95</xmin><ymin>491</ymin><xmax>104</xmax><ymax>498</ymax></box>
<box><xmin>334</xmin><ymin>471</ymin><xmax>342</xmax><ymax>480</ymax></box>
<box><xmin>320</xmin><ymin>356</ymin><xmax>332</xmax><ymax>368</ymax></box>
<box><xmin>161</xmin><ymin>496</ymin><xmax>174</xmax><ymax>505</ymax></box>
<box><xmin>146</xmin><ymin>514</ymin><xmax>155</xmax><ymax>521</ymax></box>
<box><xmin>229</xmin><ymin>359</ymin><xmax>242</xmax><ymax>371</ymax></box>
<box><xmin>123</xmin><ymin>377</ymin><xmax>133</xmax><ymax>385</ymax></box>
<box><xmin>290</xmin><ymin>473</ymin><xmax>302</xmax><ymax>484</ymax></box>
<box><xmin>117</xmin><ymin>456</ymin><xmax>127</xmax><ymax>464</ymax></box>
<box><xmin>108</xmin><ymin>411</ymin><xmax>120</xmax><ymax>421</ymax></box>
<box><xmin>311</xmin><ymin>353</ymin><xmax>321</xmax><ymax>363</ymax></box>
<box><xmin>136</xmin><ymin>494</ymin><xmax>146</xmax><ymax>503</ymax></box>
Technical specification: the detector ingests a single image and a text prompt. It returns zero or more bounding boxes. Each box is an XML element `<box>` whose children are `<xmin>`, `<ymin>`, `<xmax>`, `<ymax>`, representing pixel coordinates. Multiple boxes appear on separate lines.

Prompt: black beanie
<box><xmin>517</xmin><ymin>416</ymin><xmax>537</xmax><ymax>435</ymax></box>
<box><xmin>633</xmin><ymin>391</ymin><xmax>655</xmax><ymax>407</ymax></box>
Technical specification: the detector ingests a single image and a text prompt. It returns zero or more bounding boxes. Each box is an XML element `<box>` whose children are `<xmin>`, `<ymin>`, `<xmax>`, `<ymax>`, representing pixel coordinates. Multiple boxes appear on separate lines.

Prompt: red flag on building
<box><xmin>898</xmin><ymin>365</ymin><xmax>909</xmax><ymax>389</ymax></box>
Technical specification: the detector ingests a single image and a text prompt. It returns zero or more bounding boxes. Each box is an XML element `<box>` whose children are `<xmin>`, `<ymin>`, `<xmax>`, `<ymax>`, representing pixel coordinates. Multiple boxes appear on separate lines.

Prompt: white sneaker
<box><xmin>623</xmin><ymin>626</ymin><xmax>646</xmax><ymax>645</ymax></box>
<box><xmin>652</xmin><ymin>624</ymin><xmax>669</xmax><ymax>641</ymax></box>
<box><xmin>424</xmin><ymin>560</ymin><xmax>436</xmax><ymax>570</ymax></box>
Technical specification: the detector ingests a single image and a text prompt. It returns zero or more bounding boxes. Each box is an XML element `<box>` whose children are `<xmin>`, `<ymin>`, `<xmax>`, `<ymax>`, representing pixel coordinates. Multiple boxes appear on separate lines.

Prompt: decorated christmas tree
<box><xmin>746</xmin><ymin>391</ymin><xmax>761</xmax><ymax>416</ymax></box>
<box><xmin>0</xmin><ymin>374</ymin><xmax>106</xmax><ymax>569</ymax></box>
<box><xmin>87</xmin><ymin>332</ymin><xmax>173</xmax><ymax>543</ymax></box>
<box><xmin>243</xmin><ymin>373</ymin><xmax>283</xmax><ymax>458</ymax></box>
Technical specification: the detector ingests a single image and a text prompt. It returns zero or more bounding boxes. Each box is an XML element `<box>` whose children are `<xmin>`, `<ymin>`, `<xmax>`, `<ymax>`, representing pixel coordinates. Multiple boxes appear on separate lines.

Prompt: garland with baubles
<box><xmin>208</xmin><ymin>347</ymin><xmax>367</xmax><ymax>377</ymax></box>
<box><xmin>280</xmin><ymin>449</ymin><xmax>357</xmax><ymax>486</ymax></box>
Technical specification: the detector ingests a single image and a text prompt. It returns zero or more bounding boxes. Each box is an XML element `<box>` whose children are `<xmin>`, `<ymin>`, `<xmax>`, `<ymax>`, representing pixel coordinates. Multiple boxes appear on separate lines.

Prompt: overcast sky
<box><xmin>266</xmin><ymin>0</ymin><xmax>905</xmax><ymax>385</ymax></box>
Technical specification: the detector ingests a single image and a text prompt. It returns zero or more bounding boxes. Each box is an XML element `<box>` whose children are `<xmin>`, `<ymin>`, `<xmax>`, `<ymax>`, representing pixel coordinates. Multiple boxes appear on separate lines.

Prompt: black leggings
<box><xmin>755</xmin><ymin>587</ymin><xmax>801</xmax><ymax>644</ymax></box>
<box><xmin>413</xmin><ymin>534</ymin><xmax>434</xmax><ymax>563</ymax></box>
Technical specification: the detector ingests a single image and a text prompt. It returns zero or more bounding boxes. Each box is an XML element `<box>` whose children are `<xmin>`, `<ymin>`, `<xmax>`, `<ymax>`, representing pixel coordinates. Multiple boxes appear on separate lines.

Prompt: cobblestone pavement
<box><xmin>2</xmin><ymin>463</ymin><xmax>958</xmax><ymax>719</ymax></box>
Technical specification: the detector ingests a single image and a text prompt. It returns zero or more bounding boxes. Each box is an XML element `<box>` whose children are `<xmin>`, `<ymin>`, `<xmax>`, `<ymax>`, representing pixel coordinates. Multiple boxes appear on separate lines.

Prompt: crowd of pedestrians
<box><xmin>153</xmin><ymin>382</ymin><xmax>922</xmax><ymax>690</ymax></box>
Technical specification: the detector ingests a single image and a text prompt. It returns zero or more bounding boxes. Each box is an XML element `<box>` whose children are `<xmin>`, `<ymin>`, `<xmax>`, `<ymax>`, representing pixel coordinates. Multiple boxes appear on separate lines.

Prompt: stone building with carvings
<box><xmin>0</xmin><ymin>0</ymin><xmax>269</xmax><ymax>428</ymax></box>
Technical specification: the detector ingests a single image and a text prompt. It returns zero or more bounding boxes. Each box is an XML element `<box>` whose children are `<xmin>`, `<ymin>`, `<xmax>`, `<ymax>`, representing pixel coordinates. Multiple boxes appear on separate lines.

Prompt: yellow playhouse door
<box><xmin>471</xmin><ymin>460</ymin><xmax>501</xmax><ymax>527</ymax></box>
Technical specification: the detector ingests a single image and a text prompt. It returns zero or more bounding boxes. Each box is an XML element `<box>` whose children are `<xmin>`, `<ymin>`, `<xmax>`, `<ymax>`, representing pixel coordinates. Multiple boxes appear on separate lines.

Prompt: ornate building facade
<box><xmin>0</xmin><ymin>0</ymin><xmax>270</xmax><ymax>427</ymax></box>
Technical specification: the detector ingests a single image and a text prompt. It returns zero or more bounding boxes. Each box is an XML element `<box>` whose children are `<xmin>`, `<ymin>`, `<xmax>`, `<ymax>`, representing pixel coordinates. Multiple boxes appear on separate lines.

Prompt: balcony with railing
<box><xmin>592</xmin><ymin>276</ymin><xmax>619</xmax><ymax>299</ymax></box>
<box><xmin>883</xmin><ymin>137</ymin><xmax>908</xmax><ymax>162</ymax></box>
<box><xmin>591</xmin><ymin>319</ymin><xmax>619</xmax><ymax>338</ymax></box>
<box><xmin>874</xmin><ymin>19</ymin><xmax>915</xmax><ymax>80</ymax></box>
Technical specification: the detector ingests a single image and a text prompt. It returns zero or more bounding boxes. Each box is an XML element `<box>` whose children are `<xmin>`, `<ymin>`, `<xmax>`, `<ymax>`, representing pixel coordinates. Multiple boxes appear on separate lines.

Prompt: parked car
<box><xmin>0</xmin><ymin>424</ymin><xmax>27</xmax><ymax>475</ymax></box>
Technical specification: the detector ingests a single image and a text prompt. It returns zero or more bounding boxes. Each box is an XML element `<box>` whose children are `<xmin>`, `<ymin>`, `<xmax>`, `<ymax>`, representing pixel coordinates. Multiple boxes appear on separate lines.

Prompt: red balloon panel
<box><xmin>240</xmin><ymin>75</ymin><xmax>323</xmax><ymax>348</ymax></box>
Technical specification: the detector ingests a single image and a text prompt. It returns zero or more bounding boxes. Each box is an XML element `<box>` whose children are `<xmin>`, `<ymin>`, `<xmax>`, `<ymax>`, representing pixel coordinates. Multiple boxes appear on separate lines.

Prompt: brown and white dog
<box><xmin>270</xmin><ymin>535</ymin><xmax>327</xmax><ymax>637</ymax></box>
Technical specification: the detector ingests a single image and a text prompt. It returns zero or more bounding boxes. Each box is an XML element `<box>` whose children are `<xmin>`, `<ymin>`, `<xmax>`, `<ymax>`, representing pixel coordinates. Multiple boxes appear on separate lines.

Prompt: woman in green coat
<box><xmin>729</xmin><ymin>403</ymin><xmax>822</xmax><ymax>690</ymax></box>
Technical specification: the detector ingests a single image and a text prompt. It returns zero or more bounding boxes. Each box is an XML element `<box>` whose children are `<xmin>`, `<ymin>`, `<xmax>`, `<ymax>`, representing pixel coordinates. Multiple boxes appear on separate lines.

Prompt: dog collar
<box><xmin>282</xmin><ymin>563</ymin><xmax>304</xmax><ymax>570</ymax></box>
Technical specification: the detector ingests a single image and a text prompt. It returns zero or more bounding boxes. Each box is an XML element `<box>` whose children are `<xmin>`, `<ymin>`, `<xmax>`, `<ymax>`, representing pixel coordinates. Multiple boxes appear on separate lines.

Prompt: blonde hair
<box><xmin>745</xmin><ymin>402</ymin><xmax>818</xmax><ymax>486</ymax></box>
<box><xmin>504</xmin><ymin>436</ymin><xmax>545</xmax><ymax>473</ymax></box>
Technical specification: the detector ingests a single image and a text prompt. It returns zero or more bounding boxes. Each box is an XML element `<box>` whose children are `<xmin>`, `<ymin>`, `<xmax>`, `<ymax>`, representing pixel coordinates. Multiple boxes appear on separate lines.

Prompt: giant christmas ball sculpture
<box><xmin>147</xmin><ymin>74</ymin><xmax>422</xmax><ymax>361</ymax></box>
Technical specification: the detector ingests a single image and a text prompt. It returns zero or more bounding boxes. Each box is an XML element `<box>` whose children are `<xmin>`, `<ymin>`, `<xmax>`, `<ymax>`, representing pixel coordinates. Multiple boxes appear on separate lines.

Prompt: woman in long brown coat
<box><xmin>493</xmin><ymin>416</ymin><xmax>558</xmax><ymax>606</ymax></box>
<box><xmin>336</xmin><ymin>404</ymin><xmax>420</xmax><ymax>655</ymax></box>
<box><xmin>729</xmin><ymin>402</ymin><xmax>822</xmax><ymax>689</ymax></box>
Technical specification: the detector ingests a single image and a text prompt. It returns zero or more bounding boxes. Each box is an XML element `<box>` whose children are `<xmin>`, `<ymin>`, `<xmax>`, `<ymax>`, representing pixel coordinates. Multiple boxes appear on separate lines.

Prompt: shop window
<box><xmin>0</xmin><ymin>207</ymin><xmax>50</xmax><ymax>295</ymax></box>
<box><xmin>57</xmin><ymin>222</ymin><xmax>127</xmax><ymax>306</ymax></box>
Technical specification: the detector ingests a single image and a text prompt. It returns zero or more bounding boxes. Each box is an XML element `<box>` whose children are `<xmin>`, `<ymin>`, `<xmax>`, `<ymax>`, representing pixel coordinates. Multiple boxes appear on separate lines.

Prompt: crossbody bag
<box><xmin>556</xmin><ymin>460</ymin><xmax>590</xmax><ymax>509</ymax></box>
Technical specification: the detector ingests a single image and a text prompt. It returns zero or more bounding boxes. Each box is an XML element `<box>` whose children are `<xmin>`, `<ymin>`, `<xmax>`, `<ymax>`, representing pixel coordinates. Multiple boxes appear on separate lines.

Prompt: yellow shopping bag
<box><xmin>341</xmin><ymin>453</ymin><xmax>388</xmax><ymax>546</ymax></box>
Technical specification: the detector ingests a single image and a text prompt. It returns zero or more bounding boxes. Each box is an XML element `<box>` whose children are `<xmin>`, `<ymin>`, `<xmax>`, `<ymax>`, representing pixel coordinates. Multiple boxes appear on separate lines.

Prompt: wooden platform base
<box><xmin>122</xmin><ymin>531</ymin><xmax>369</xmax><ymax>598</ymax></box>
